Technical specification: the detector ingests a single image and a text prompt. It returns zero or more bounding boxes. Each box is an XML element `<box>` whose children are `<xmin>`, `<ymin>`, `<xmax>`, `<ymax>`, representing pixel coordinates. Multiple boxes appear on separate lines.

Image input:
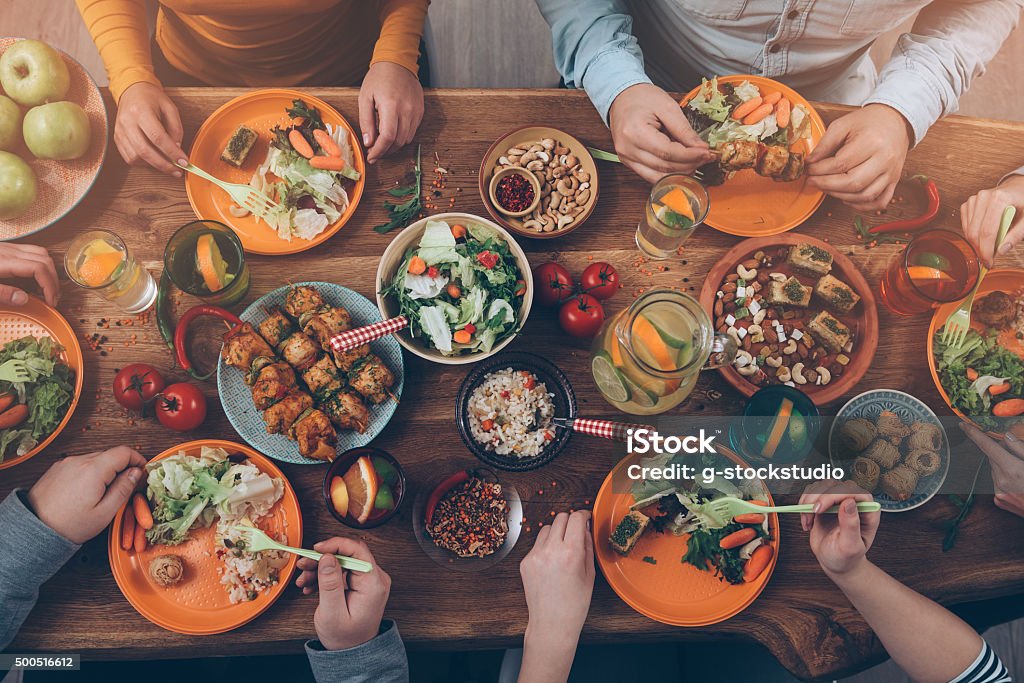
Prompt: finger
<box><xmin>95</xmin><ymin>466</ymin><xmax>145</xmax><ymax>519</ymax></box>
<box><xmin>0</xmin><ymin>258</ymin><xmax>59</xmax><ymax>305</ymax></box>
<box><xmin>961</xmin><ymin>422</ymin><xmax>1021</xmax><ymax>471</ymax></box>
<box><xmin>622</xmin><ymin>158</ymin><xmax>667</xmax><ymax>185</ymax></box>
<box><xmin>806</xmin><ymin>118</ymin><xmax>851</xmax><ymax>164</ymax></box>
<box><xmin>138</xmin><ymin>109</ymin><xmax>186</xmax><ymax>171</ymax></box>
<box><xmin>1002</xmin><ymin>432</ymin><xmax>1024</xmax><ymax>460</ymax></box>
<box><xmin>368</xmin><ymin>104</ymin><xmax>398</xmax><ymax>164</ymax></box>
<box><xmin>975</xmin><ymin>199</ymin><xmax>1007</xmax><ymax>266</ymax></box>
<box><xmin>582</xmin><ymin>518</ymin><xmax>595</xmax><ymax>573</ymax></box>
<box><xmin>630</xmin><ymin>144</ymin><xmax>712</xmax><ymax>175</ymax></box>
<box><xmin>814</xmin><ymin>162</ymin><xmax>887</xmax><ymax>200</ymax></box>
<box><xmin>91</xmin><ymin>446</ymin><xmax>148</xmax><ymax>484</ymax></box>
<box><xmin>357</xmin><ymin>90</ymin><xmax>377</xmax><ymax>150</ymax></box>
<box><xmin>0</xmin><ymin>284</ymin><xmax>29</xmax><ymax>306</ymax></box>
<box><xmin>960</xmin><ymin>196</ymin><xmax>977</xmax><ymax>244</ymax></box>
<box><xmin>657</xmin><ymin>103</ymin><xmax>710</xmax><ymax>150</ymax></box>
<box><xmin>312</xmin><ymin>537</ymin><xmax>376</xmax><ymax>565</ymax></box>
<box><xmin>316</xmin><ymin>553</ymin><xmax>350</xmax><ymax>616</ymax></box>
<box><xmin>565</xmin><ymin>509</ymin><xmax>591</xmax><ymax>542</ymax></box>
<box><xmin>156</xmin><ymin>96</ymin><xmax>186</xmax><ymax>159</ymax></box>
<box><xmin>535</xmin><ymin>523</ymin><xmax>552</xmax><ymax>547</ymax></box>
<box><xmin>997</xmin><ymin>220</ymin><xmax>1024</xmax><ymax>258</ymax></box>
<box><xmin>126</xmin><ymin>129</ymin><xmax>180</xmax><ymax>174</ymax></box>
<box><xmin>296</xmin><ymin>556</ymin><xmax>318</xmax><ymax>573</ymax></box>
<box><xmin>549</xmin><ymin>512</ymin><xmax>570</xmax><ymax>541</ymax></box>
<box><xmin>995</xmin><ymin>493</ymin><xmax>1024</xmax><ymax>517</ymax></box>
<box><xmin>845</xmin><ymin>181</ymin><xmax>897</xmax><ymax>214</ymax></box>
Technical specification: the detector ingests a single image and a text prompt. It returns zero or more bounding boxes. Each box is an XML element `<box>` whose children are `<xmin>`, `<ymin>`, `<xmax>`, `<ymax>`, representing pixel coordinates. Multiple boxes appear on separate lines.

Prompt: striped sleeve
<box><xmin>949</xmin><ymin>641</ymin><xmax>1012</xmax><ymax>683</ymax></box>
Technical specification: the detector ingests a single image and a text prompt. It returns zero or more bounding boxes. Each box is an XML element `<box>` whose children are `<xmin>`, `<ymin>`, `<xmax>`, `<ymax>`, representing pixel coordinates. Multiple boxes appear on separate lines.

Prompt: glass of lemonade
<box><xmin>636</xmin><ymin>174</ymin><xmax>710</xmax><ymax>260</ymax></box>
<box><xmin>878</xmin><ymin>229</ymin><xmax>980</xmax><ymax>316</ymax></box>
<box><xmin>164</xmin><ymin>220</ymin><xmax>250</xmax><ymax>307</ymax></box>
<box><xmin>65</xmin><ymin>229</ymin><xmax>157</xmax><ymax>313</ymax></box>
<box><xmin>590</xmin><ymin>288</ymin><xmax>736</xmax><ymax>415</ymax></box>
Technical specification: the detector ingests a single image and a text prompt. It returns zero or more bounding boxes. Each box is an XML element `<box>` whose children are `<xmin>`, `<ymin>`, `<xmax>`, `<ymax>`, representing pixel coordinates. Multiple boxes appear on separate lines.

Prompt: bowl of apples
<box><xmin>0</xmin><ymin>37</ymin><xmax>108</xmax><ymax>238</ymax></box>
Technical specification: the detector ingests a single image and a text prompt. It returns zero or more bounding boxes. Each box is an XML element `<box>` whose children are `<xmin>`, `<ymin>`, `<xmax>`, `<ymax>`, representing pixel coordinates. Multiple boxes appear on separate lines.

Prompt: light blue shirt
<box><xmin>535</xmin><ymin>0</ymin><xmax>1024</xmax><ymax>146</ymax></box>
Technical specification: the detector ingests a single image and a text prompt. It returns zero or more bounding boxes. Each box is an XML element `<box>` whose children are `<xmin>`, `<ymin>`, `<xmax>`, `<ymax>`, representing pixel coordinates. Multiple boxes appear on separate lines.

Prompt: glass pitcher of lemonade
<box><xmin>590</xmin><ymin>288</ymin><xmax>736</xmax><ymax>415</ymax></box>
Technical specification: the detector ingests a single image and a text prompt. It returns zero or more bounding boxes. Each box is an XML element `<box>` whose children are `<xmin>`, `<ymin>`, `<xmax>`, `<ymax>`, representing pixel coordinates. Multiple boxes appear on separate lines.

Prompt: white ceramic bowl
<box><xmin>375</xmin><ymin>212</ymin><xmax>534</xmax><ymax>365</ymax></box>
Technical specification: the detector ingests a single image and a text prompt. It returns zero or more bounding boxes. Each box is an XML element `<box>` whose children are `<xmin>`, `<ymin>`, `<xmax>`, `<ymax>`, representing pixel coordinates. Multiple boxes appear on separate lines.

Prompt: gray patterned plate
<box><xmin>217</xmin><ymin>282</ymin><xmax>404</xmax><ymax>465</ymax></box>
<box><xmin>828</xmin><ymin>389</ymin><xmax>949</xmax><ymax>512</ymax></box>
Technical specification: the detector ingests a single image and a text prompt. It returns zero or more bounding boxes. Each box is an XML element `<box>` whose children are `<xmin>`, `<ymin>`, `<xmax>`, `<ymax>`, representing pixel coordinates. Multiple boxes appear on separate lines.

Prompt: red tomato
<box><xmin>581</xmin><ymin>262</ymin><xmax>619</xmax><ymax>300</ymax></box>
<box><xmin>559</xmin><ymin>294</ymin><xmax>605</xmax><ymax>338</ymax></box>
<box><xmin>533</xmin><ymin>262</ymin><xmax>575</xmax><ymax>307</ymax></box>
<box><xmin>112</xmin><ymin>364</ymin><xmax>165</xmax><ymax>411</ymax></box>
<box><xmin>476</xmin><ymin>251</ymin><xmax>499</xmax><ymax>269</ymax></box>
<box><xmin>156</xmin><ymin>383</ymin><xmax>208</xmax><ymax>431</ymax></box>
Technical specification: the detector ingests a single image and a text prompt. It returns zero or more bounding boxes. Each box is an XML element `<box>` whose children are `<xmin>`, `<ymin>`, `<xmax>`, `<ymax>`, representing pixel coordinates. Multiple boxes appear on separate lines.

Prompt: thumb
<box><xmin>96</xmin><ymin>466</ymin><xmax>144</xmax><ymax>519</ymax></box>
<box><xmin>317</xmin><ymin>553</ymin><xmax>349</xmax><ymax>615</ymax></box>
<box><xmin>997</xmin><ymin>217</ymin><xmax>1024</xmax><ymax>256</ymax></box>
<box><xmin>158</xmin><ymin>97</ymin><xmax>186</xmax><ymax>162</ymax></box>
<box><xmin>807</xmin><ymin>118</ymin><xmax>848</xmax><ymax>163</ymax></box>
<box><xmin>358</xmin><ymin>90</ymin><xmax>377</xmax><ymax>150</ymax></box>
<box><xmin>658</xmin><ymin>101</ymin><xmax>708</xmax><ymax>150</ymax></box>
<box><xmin>837</xmin><ymin>498</ymin><xmax>862</xmax><ymax>538</ymax></box>
<box><xmin>0</xmin><ymin>284</ymin><xmax>29</xmax><ymax>306</ymax></box>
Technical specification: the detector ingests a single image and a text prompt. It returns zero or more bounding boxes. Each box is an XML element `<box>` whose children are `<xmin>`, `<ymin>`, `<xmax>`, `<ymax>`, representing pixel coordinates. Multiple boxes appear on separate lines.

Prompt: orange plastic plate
<box><xmin>0</xmin><ymin>295</ymin><xmax>83</xmax><ymax>470</ymax></box>
<box><xmin>681</xmin><ymin>75</ymin><xmax>826</xmax><ymax>237</ymax></box>
<box><xmin>593</xmin><ymin>446</ymin><xmax>779</xmax><ymax>627</ymax></box>
<box><xmin>108</xmin><ymin>440</ymin><xmax>302</xmax><ymax>635</ymax></box>
<box><xmin>185</xmin><ymin>89</ymin><xmax>365</xmax><ymax>255</ymax></box>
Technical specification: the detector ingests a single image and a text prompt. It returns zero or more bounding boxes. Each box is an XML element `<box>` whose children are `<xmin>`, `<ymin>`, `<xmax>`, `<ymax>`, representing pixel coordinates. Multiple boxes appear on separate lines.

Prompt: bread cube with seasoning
<box><xmin>609</xmin><ymin>510</ymin><xmax>650</xmax><ymax>555</ymax></box>
<box><xmin>786</xmin><ymin>243</ymin><xmax>833</xmax><ymax>277</ymax></box>
<box><xmin>767</xmin><ymin>276</ymin><xmax>812</xmax><ymax>307</ymax></box>
<box><xmin>814</xmin><ymin>274</ymin><xmax>861</xmax><ymax>314</ymax></box>
<box><xmin>220</xmin><ymin>125</ymin><xmax>258</xmax><ymax>167</ymax></box>
<box><xmin>807</xmin><ymin>310</ymin><xmax>851</xmax><ymax>353</ymax></box>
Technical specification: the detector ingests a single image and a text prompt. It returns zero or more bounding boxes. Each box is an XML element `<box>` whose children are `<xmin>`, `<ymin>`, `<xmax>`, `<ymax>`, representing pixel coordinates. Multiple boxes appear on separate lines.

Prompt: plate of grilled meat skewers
<box><xmin>218</xmin><ymin>282</ymin><xmax>404</xmax><ymax>464</ymax></box>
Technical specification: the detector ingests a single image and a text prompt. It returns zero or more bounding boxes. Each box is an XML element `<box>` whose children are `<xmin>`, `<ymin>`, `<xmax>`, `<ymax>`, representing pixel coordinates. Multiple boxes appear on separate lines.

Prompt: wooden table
<box><xmin>3</xmin><ymin>88</ymin><xmax>1024</xmax><ymax>681</ymax></box>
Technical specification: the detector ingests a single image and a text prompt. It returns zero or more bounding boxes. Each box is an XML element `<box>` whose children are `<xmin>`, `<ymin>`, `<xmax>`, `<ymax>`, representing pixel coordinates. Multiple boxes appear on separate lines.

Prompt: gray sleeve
<box><xmin>0</xmin><ymin>490</ymin><xmax>80</xmax><ymax>651</ymax></box>
<box><xmin>305</xmin><ymin>620</ymin><xmax>409</xmax><ymax>683</ymax></box>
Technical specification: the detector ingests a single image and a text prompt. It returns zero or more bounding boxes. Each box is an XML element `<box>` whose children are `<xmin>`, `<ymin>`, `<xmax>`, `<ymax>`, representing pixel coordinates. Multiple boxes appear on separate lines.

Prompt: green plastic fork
<box><xmin>941</xmin><ymin>205</ymin><xmax>1017</xmax><ymax>350</ymax></box>
<box><xmin>704</xmin><ymin>497</ymin><xmax>881</xmax><ymax>521</ymax></box>
<box><xmin>175</xmin><ymin>161</ymin><xmax>279</xmax><ymax>221</ymax></box>
<box><xmin>227</xmin><ymin>525</ymin><xmax>372</xmax><ymax>573</ymax></box>
<box><xmin>0</xmin><ymin>359</ymin><xmax>30</xmax><ymax>384</ymax></box>
<box><xmin>587</xmin><ymin>146</ymin><xmax>706</xmax><ymax>181</ymax></box>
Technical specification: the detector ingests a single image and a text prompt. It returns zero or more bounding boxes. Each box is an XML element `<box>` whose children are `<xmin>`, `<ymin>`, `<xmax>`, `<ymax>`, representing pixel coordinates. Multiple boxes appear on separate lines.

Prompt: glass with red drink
<box><xmin>878</xmin><ymin>229</ymin><xmax>980</xmax><ymax>316</ymax></box>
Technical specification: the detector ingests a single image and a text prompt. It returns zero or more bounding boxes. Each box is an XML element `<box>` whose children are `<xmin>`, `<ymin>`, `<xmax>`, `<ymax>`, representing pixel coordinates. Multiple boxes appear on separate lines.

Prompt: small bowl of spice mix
<box><xmin>489</xmin><ymin>167</ymin><xmax>541</xmax><ymax>218</ymax></box>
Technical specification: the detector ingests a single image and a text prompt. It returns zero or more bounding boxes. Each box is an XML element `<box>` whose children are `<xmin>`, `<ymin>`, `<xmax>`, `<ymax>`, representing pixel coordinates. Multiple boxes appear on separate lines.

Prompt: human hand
<box><xmin>961</xmin><ymin>423</ymin><xmax>1024</xmax><ymax>517</ymax></box>
<box><xmin>114</xmin><ymin>82</ymin><xmax>187</xmax><ymax>175</ymax></box>
<box><xmin>294</xmin><ymin>537</ymin><xmax>391</xmax><ymax>651</ymax></box>
<box><xmin>960</xmin><ymin>175</ymin><xmax>1024</xmax><ymax>267</ymax></box>
<box><xmin>799</xmin><ymin>480</ymin><xmax>880</xmax><ymax>577</ymax></box>
<box><xmin>358</xmin><ymin>62</ymin><xmax>424</xmax><ymax>164</ymax></box>
<box><xmin>0</xmin><ymin>243</ymin><xmax>59</xmax><ymax>306</ymax></box>
<box><xmin>806</xmin><ymin>104</ymin><xmax>911</xmax><ymax>212</ymax></box>
<box><xmin>608</xmin><ymin>83</ymin><xmax>714</xmax><ymax>183</ymax></box>
<box><xmin>26</xmin><ymin>446</ymin><xmax>146</xmax><ymax>543</ymax></box>
<box><xmin>520</xmin><ymin>510</ymin><xmax>595</xmax><ymax>643</ymax></box>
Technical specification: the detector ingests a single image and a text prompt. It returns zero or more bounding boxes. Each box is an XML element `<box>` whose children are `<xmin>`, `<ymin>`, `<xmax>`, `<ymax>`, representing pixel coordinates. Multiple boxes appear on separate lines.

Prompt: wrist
<box><xmin>865</xmin><ymin>103</ymin><xmax>913</xmax><ymax>149</ymax></box>
<box><xmin>823</xmin><ymin>555</ymin><xmax>873</xmax><ymax>586</ymax></box>
<box><xmin>998</xmin><ymin>173</ymin><xmax>1024</xmax><ymax>193</ymax></box>
<box><xmin>525</xmin><ymin>620</ymin><xmax>580</xmax><ymax>656</ymax></box>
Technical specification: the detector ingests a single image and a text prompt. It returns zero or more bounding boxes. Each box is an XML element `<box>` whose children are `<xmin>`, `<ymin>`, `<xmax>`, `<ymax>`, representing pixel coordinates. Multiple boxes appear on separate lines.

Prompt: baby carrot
<box><xmin>743</xmin><ymin>544</ymin><xmax>774</xmax><ymax>582</ymax></box>
<box><xmin>966</xmin><ymin>367</ymin><xmax>979</xmax><ymax>382</ymax></box>
<box><xmin>990</xmin><ymin>382</ymin><xmax>1012</xmax><ymax>396</ymax></box>
<box><xmin>288</xmin><ymin>129</ymin><xmax>315</xmax><ymax>159</ymax></box>
<box><xmin>133</xmin><ymin>522</ymin><xmax>147</xmax><ymax>554</ymax></box>
<box><xmin>993</xmin><ymin>398</ymin><xmax>1024</xmax><ymax>417</ymax></box>
<box><xmin>120</xmin><ymin>507</ymin><xmax>136</xmax><ymax>551</ymax></box>
<box><xmin>446</xmin><ymin>283</ymin><xmax>461</xmax><ymax>298</ymax></box>
<box><xmin>291</xmin><ymin>116</ymin><xmax>305</xmax><ymax>127</ymax></box>
<box><xmin>720</xmin><ymin>527</ymin><xmax>757</xmax><ymax>549</ymax></box>
<box><xmin>734</xmin><ymin>513</ymin><xmax>766</xmax><ymax>525</ymax></box>
<box><xmin>731</xmin><ymin>96</ymin><xmax>763</xmax><ymax>121</ymax></box>
<box><xmin>775</xmin><ymin>98</ymin><xmax>792</xmax><ymax>128</ymax></box>
<box><xmin>132</xmin><ymin>493</ymin><xmax>154</xmax><ymax>530</ymax></box>
<box><xmin>309</xmin><ymin>156</ymin><xmax>347</xmax><ymax>171</ymax></box>
<box><xmin>453</xmin><ymin>329</ymin><xmax>472</xmax><ymax>344</ymax></box>
<box><xmin>407</xmin><ymin>255</ymin><xmax>427</xmax><ymax>275</ymax></box>
<box><xmin>0</xmin><ymin>392</ymin><xmax>14</xmax><ymax>413</ymax></box>
<box><xmin>450</xmin><ymin>224</ymin><xmax>467</xmax><ymax>239</ymax></box>
<box><xmin>742</xmin><ymin>102</ymin><xmax>774</xmax><ymax>125</ymax></box>
<box><xmin>312</xmin><ymin>129</ymin><xmax>342</xmax><ymax>158</ymax></box>
<box><xmin>763</xmin><ymin>91</ymin><xmax>782</xmax><ymax>105</ymax></box>
<box><xmin>0</xmin><ymin>404</ymin><xmax>28</xmax><ymax>429</ymax></box>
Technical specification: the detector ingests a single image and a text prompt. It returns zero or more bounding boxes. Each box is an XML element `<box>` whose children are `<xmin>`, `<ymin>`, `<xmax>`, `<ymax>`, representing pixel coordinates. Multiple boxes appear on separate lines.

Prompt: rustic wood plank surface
<box><xmin>3</xmin><ymin>88</ymin><xmax>1024</xmax><ymax>681</ymax></box>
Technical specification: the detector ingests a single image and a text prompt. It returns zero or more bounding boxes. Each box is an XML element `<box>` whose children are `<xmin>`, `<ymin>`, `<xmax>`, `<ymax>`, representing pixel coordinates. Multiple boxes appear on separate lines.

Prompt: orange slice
<box><xmin>657</xmin><ymin>187</ymin><xmax>695</xmax><ymax>221</ymax></box>
<box><xmin>630</xmin><ymin>315</ymin><xmax>681</xmax><ymax>394</ymax></box>
<box><xmin>342</xmin><ymin>456</ymin><xmax>378</xmax><ymax>524</ymax></box>
<box><xmin>78</xmin><ymin>240</ymin><xmax>124</xmax><ymax>287</ymax></box>
<box><xmin>907</xmin><ymin>266</ymin><xmax>953</xmax><ymax>283</ymax></box>
<box><xmin>329</xmin><ymin>475</ymin><xmax>350</xmax><ymax>518</ymax></box>
<box><xmin>196</xmin><ymin>233</ymin><xmax>230</xmax><ymax>292</ymax></box>
<box><xmin>761</xmin><ymin>397</ymin><xmax>794</xmax><ymax>459</ymax></box>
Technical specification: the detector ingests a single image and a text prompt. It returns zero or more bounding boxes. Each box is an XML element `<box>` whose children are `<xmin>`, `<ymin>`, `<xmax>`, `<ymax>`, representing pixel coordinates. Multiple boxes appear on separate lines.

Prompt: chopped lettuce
<box><xmin>418</xmin><ymin>305</ymin><xmax>453</xmax><ymax>353</ymax></box>
<box><xmin>732</xmin><ymin>80</ymin><xmax>761</xmax><ymax>102</ymax></box>
<box><xmin>705</xmin><ymin>115</ymin><xmax>780</xmax><ymax>147</ymax></box>
<box><xmin>0</xmin><ymin>336</ymin><xmax>74</xmax><ymax>463</ymax></box>
<box><xmin>688</xmin><ymin>77</ymin><xmax>732</xmax><ymax>123</ymax></box>
<box><xmin>405</xmin><ymin>271</ymin><xmax>449</xmax><ymax>300</ymax></box>
<box><xmin>934</xmin><ymin>329</ymin><xmax>1024</xmax><ymax>430</ymax></box>
<box><xmin>417</xmin><ymin>221</ymin><xmax>461</xmax><ymax>265</ymax></box>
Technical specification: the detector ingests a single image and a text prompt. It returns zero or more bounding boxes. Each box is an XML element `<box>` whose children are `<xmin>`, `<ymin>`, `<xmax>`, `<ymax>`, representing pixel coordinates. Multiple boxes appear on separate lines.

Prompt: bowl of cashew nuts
<box><xmin>478</xmin><ymin>126</ymin><xmax>599</xmax><ymax>239</ymax></box>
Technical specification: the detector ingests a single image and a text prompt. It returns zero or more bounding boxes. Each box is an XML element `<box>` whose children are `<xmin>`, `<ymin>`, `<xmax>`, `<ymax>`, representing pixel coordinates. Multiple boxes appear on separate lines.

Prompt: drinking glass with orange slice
<box><xmin>590</xmin><ymin>288</ymin><xmax>736</xmax><ymax>415</ymax></box>
<box><xmin>729</xmin><ymin>385</ymin><xmax>819</xmax><ymax>464</ymax></box>
<box><xmin>164</xmin><ymin>220</ymin><xmax>250</xmax><ymax>307</ymax></box>
<box><xmin>636</xmin><ymin>174</ymin><xmax>710</xmax><ymax>259</ymax></box>
<box><xmin>323</xmin><ymin>447</ymin><xmax>405</xmax><ymax>529</ymax></box>
<box><xmin>879</xmin><ymin>229</ymin><xmax>980</xmax><ymax>316</ymax></box>
<box><xmin>65</xmin><ymin>229</ymin><xmax>157</xmax><ymax>313</ymax></box>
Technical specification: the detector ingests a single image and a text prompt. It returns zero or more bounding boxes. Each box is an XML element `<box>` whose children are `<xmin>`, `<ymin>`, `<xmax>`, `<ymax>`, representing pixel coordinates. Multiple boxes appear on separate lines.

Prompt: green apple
<box><xmin>0</xmin><ymin>151</ymin><xmax>36</xmax><ymax>220</ymax></box>
<box><xmin>0</xmin><ymin>96</ymin><xmax>21</xmax><ymax>151</ymax></box>
<box><xmin>0</xmin><ymin>40</ymin><xmax>70</xmax><ymax>107</ymax></box>
<box><xmin>23</xmin><ymin>101</ymin><xmax>90</xmax><ymax>160</ymax></box>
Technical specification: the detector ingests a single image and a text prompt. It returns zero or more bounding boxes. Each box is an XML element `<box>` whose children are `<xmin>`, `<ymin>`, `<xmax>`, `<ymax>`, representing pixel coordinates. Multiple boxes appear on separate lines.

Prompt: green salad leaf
<box><xmin>0</xmin><ymin>336</ymin><xmax>74</xmax><ymax>463</ymax></box>
<box><xmin>933</xmin><ymin>328</ymin><xmax>1024</xmax><ymax>430</ymax></box>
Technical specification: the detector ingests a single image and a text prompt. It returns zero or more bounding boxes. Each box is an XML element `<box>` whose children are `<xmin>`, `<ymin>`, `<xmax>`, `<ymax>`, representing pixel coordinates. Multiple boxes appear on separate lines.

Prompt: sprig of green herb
<box><xmin>942</xmin><ymin>457</ymin><xmax>986</xmax><ymax>551</ymax></box>
<box><xmin>374</xmin><ymin>145</ymin><xmax>422</xmax><ymax>234</ymax></box>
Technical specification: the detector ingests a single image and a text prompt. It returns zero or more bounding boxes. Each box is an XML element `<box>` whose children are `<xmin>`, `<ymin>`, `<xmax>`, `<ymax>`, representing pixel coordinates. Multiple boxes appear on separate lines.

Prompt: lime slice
<box><xmin>374</xmin><ymin>484</ymin><xmax>395</xmax><ymax>511</ymax></box>
<box><xmin>622</xmin><ymin>375</ymin><xmax>658</xmax><ymax>408</ymax></box>
<box><xmin>592</xmin><ymin>353</ymin><xmax>630</xmax><ymax>403</ymax></box>
<box><xmin>912</xmin><ymin>251</ymin><xmax>952</xmax><ymax>271</ymax></box>
<box><xmin>371</xmin><ymin>456</ymin><xmax>399</xmax><ymax>487</ymax></box>
<box><xmin>641</xmin><ymin>312</ymin><xmax>690</xmax><ymax>351</ymax></box>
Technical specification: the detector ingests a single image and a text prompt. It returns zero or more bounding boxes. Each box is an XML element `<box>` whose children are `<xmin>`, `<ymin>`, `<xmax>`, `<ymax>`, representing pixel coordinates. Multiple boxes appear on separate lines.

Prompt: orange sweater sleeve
<box><xmin>372</xmin><ymin>0</ymin><xmax>429</xmax><ymax>76</ymax></box>
<box><xmin>74</xmin><ymin>0</ymin><xmax>162</xmax><ymax>102</ymax></box>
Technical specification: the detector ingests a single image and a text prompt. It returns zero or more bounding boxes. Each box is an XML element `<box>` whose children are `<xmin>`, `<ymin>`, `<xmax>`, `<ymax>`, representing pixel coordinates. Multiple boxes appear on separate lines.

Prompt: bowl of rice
<box><xmin>456</xmin><ymin>352</ymin><xmax>576</xmax><ymax>471</ymax></box>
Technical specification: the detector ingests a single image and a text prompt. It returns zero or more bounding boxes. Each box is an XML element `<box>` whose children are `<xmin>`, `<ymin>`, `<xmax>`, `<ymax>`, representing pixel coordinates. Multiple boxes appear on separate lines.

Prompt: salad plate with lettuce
<box><xmin>377</xmin><ymin>214</ymin><xmax>533</xmax><ymax>364</ymax></box>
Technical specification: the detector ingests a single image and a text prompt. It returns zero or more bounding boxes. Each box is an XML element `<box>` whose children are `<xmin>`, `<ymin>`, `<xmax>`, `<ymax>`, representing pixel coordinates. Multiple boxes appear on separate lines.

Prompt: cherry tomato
<box><xmin>113</xmin><ymin>364</ymin><xmax>165</xmax><ymax>412</ymax></box>
<box><xmin>156</xmin><ymin>383</ymin><xmax>208</xmax><ymax>432</ymax></box>
<box><xmin>533</xmin><ymin>262</ymin><xmax>574</xmax><ymax>307</ymax></box>
<box><xmin>581</xmin><ymin>262</ymin><xmax>619</xmax><ymax>300</ymax></box>
<box><xmin>559</xmin><ymin>294</ymin><xmax>605</xmax><ymax>338</ymax></box>
<box><xmin>476</xmin><ymin>251</ymin><xmax>499</xmax><ymax>269</ymax></box>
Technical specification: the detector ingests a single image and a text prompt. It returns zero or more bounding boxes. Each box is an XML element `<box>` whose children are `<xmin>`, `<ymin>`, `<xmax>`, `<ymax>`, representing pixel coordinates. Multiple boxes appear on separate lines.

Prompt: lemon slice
<box><xmin>592</xmin><ymin>352</ymin><xmax>630</xmax><ymax>403</ymax></box>
<box><xmin>196</xmin><ymin>233</ymin><xmax>231</xmax><ymax>293</ymax></box>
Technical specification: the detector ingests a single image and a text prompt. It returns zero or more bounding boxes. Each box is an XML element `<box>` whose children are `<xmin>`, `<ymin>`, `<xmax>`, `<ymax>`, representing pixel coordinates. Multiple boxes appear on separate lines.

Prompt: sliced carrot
<box><xmin>291</xmin><ymin>116</ymin><xmax>306</xmax><ymax>127</ymax></box>
<box><xmin>990</xmin><ymin>382</ymin><xmax>1012</xmax><ymax>396</ymax></box>
<box><xmin>734</xmin><ymin>513</ymin><xmax>766</xmax><ymax>525</ymax></box>
<box><xmin>743</xmin><ymin>544</ymin><xmax>774</xmax><ymax>582</ymax></box>
<box><xmin>446</xmin><ymin>283</ymin><xmax>461</xmax><ymax>298</ymax></box>
<box><xmin>132</xmin><ymin>493</ymin><xmax>154</xmax><ymax>530</ymax></box>
<box><xmin>0</xmin><ymin>392</ymin><xmax>14</xmax><ymax>413</ymax></box>
<box><xmin>450</xmin><ymin>224</ymin><xmax>467</xmax><ymax>239</ymax></box>
<box><xmin>763</xmin><ymin>91</ymin><xmax>782</xmax><ymax>105</ymax></box>
<box><xmin>993</xmin><ymin>398</ymin><xmax>1024</xmax><ymax>417</ymax></box>
<box><xmin>288</xmin><ymin>129</ymin><xmax>315</xmax><ymax>159</ymax></box>
<box><xmin>481</xmin><ymin>418</ymin><xmax>495</xmax><ymax>431</ymax></box>
<box><xmin>742</xmin><ymin>102</ymin><xmax>774</xmax><ymax>125</ymax></box>
<box><xmin>453</xmin><ymin>329</ymin><xmax>472</xmax><ymax>344</ymax></box>
<box><xmin>407</xmin><ymin>256</ymin><xmax>427</xmax><ymax>275</ymax></box>
<box><xmin>720</xmin><ymin>527</ymin><xmax>757</xmax><ymax>550</ymax></box>
<box><xmin>731</xmin><ymin>96</ymin><xmax>764</xmax><ymax>121</ymax></box>
<box><xmin>775</xmin><ymin>98</ymin><xmax>792</xmax><ymax>128</ymax></box>
<box><xmin>313</xmin><ymin>129</ymin><xmax>342</xmax><ymax>158</ymax></box>
<box><xmin>0</xmin><ymin>404</ymin><xmax>28</xmax><ymax>429</ymax></box>
<box><xmin>966</xmin><ymin>367</ymin><xmax>979</xmax><ymax>382</ymax></box>
<box><xmin>133</xmin><ymin>522</ymin><xmax>147</xmax><ymax>554</ymax></box>
<box><xmin>120</xmin><ymin>507</ymin><xmax>136</xmax><ymax>551</ymax></box>
<box><xmin>309</xmin><ymin>155</ymin><xmax>347</xmax><ymax>171</ymax></box>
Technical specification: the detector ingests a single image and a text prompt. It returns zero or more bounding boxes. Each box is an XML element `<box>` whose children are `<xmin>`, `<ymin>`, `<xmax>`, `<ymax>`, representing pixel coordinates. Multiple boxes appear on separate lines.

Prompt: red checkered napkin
<box><xmin>329</xmin><ymin>316</ymin><xmax>408</xmax><ymax>353</ymax></box>
<box><xmin>572</xmin><ymin>419</ymin><xmax>655</xmax><ymax>442</ymax></box>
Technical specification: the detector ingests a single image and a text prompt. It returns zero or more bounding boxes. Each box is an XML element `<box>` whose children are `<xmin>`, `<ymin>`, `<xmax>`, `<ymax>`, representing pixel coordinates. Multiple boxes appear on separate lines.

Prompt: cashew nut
<box><xmin>817</xmin><ymin>367</ymin><xmax>832</xmax><ymax>385</ymax></box>
<box><xmin>576</xmin><ymin>188</ymin><xmax>591</xmax><ymax>205</ymax></box>
<box><xmin>765</xmin><ymin>355</ymin><xmax>783</xmax><ymax>368</ymax></box>
<box><xmin>734</xmin><ymin>350</ymin><xmax>753</xmax><ymax>368</ymax></box>
<box><xmin>541</xmin><ymin>138</ymin><xmax>555</xmax><ymax>150</ymax></box>
<box><xmin>752</xmin><ymin>309</ymin><xmax>766</xmax><ymax>325</ymax></box>
<box><xmin>776</xmin><ymin>366</ymin><xmax>792</xmax><ymax>382</ymax></box>
<box><xmin>737</xmin><ymin>364</ymin><xmax>759</xmax><ymax>377</ymax></box>
<box><xmin>556</xmin><ymin>214</ymin><xmax>575</xmax><ymax>230</ymax></box>
<box><xmin>523</xmin><ymin>220</ymin><xmax>543</xmax><ymax>232</ymax></box>
<box><xmin>782</xmin><ymin>340</ymin><xmax>798</xmax><ymax>355</ymax></box>
<box><xmin>737</xmin><ymin>265</ymin><xmax>757</xmax><ymax>280</ymax></box>
<box><xmin>769</xmin><ymin>272</ymin><xmax>787</xmax><ymax>282</ymax></box>
<box><xmin>526</xmin><ymin>160</ymin><xmax>545</xmax><ymax>172</ymax></box>
<box><xmin>792</xmin><ymin>362</ymin><xmax>807</xmax><ymax>385</ymax></box>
